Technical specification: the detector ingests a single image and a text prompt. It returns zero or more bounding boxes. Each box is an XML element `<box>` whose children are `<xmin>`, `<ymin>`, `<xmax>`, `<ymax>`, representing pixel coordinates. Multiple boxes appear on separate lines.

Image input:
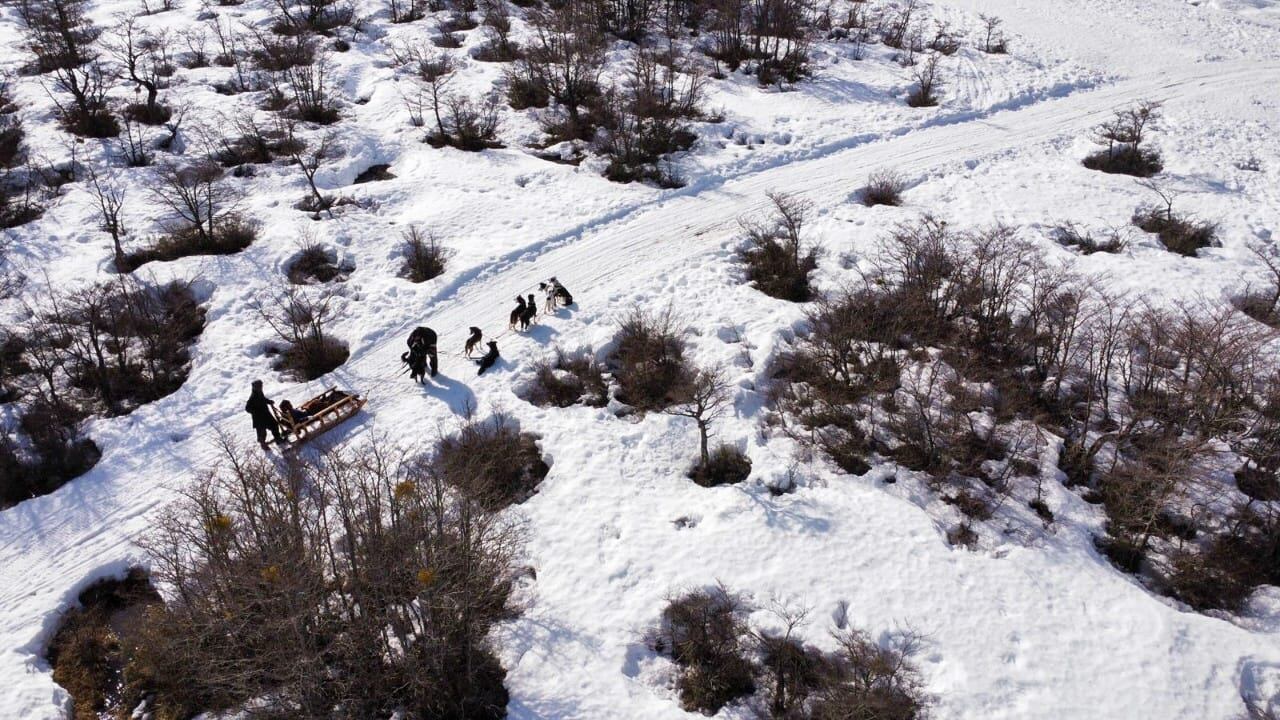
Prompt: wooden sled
<box><xmin>274</xmin><ymin>387</ymin><xmax>366</xmax><ymax>448</ymax></box>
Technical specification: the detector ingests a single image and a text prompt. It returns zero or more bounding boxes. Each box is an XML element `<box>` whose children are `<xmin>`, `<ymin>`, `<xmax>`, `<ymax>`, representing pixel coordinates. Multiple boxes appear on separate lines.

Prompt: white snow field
<box><xmin>2</xmin><ymin>0</ymin><xmax>1280</xmax><ymax>716</ymax></box>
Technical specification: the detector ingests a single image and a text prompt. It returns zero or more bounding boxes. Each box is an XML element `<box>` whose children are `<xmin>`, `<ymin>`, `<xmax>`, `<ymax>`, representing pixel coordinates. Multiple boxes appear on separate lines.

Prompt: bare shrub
<box><xmin>522</xmin><ymin>348</ymin><xmax>608</xmax><ymax>408</ymax></box>
<box><xmin>906</xmin><ymin>53</ymin><xmax>942</xmax><ymax>107</ymax></box>
<box><xmin>0</xmin><ymin>76</ymin><xmax>25</xmax><ymax>168</ymax></box>
<box><xmin>213</xmin><ymin>113</ymin><xmax>305</xmax><ymax>167</ymax></box>
<box><xmin>255</xmin><ymin>286</ymin><xmax>350</xmax><ymax>380</ymax></box>
<box><xmin>400</xmin><ymin>225</ymin><xmax>450</xmax><ymax>282</ymax></box>
<box><xmin>426</xmin><ymin>94</ymin><xmax>503</xmax><ymax>151</ymax></box>
<box><xmin>46</xmin><ymin>569</ymin><xmax>160</xmax><ymax>720</ymax></box>
<box><xmin>1083</xmin><ymin>100</ymin><xmax>1163</xmax><ymax>177</ymax></box>
<box><xmin>0</xmin><ymin>397</ymin><xmax>100</xmax><ymax>508</ymax></box>
<box><xmin>598</xmin><ymin>47</ymin><xmax>702</xmax><ymax>186</ymax></box>
<box><xmin>128</xmin><ymin>438</ymin><xmax>520</xmax><ymax>719</ymax></box>
<box><xmin>1232</xmin><ymin>244</ymin><xmax>1280</xmax><ymax>327</ymax></box>
<box><xmin>1131</xmin><ymin>180</ymin><xmax>1216</xmax><ymax>257</ymax></box>
<box><xmin>287</xmin><ymin>233</ymin><xmax>350</xmax><ymax>283</ymax></box>
<box><xmin>28</xmin><ymin>277</ymin><xmax>207</xmax><ymax>416</ymax></box>
<box><xmin>122</xmin><ymin>160</ymin><xmax>255</xmax><ymax>271</ymax></box>
<box><xmin>646</xmin><ymin>586</ymin><xmax>757</xmax><ymax>714</ymax></box>
<box><xmin>514</xmin><ymin>0</ymin><xmax>606</xmax><ymax>141</ymax></box>
<box><xmin>436</xmin><ymin>413</ymin><xmax>549</xmax><ymax>509</ymax></box>
<box><xmin>807</xmin><ymin>627</ymin><xmax>931</xmax><ymax>719</ymax></box>
<box><xmin>1053</xmin><ymin>222</ymin><xmax>1128</xmax><ymax>255</ymax></box>
<box><xmin>388</xmin><ymin>0</ymin><xmax>427</xmax><ymax>22</ymax></box>
<box><xmin>738</xmin><ymin>191</ymin><xmax>820</xmax><ymax>302</ymax></box>
<box><xmin>1166</xmin><ymin>504</ymin><xmax>1279</xmax><ymax>612</ymax></box>
<box><xmin>608</xmin><ymin>306</ymin><xmax>695</xmax><ymax>412</ymax></box>
<box><xmin>862</xmin><ymin>169</ymin><xmax>907</xmax><ymax>207</ymax></box>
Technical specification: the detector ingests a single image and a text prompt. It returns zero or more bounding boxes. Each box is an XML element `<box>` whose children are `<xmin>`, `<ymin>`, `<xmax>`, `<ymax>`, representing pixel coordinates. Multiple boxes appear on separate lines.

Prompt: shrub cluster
<box><xmin>522</xmin><ymin>348</ymin><xmax>609</xmax><ymax>408</ymax></box>
<box><xmin>607</xmin><ymin>307</ymin><xmax>695</xmax><ymax>412</ymax></box>
<box><xmin>400</xmin><ymin>225</ymin><xmax>450</xmax><ymax>282</ymax></box>
<box><xmin>772</xmin><ymin>214</ymin><xmax>1280</xmax><ymax>609</ymax></box>
<box><xmin>256</xmin><ymin>286</ymin><xmax>350</xmax><ymax>380</ymax></box>
<box><xmin>436</xmin><ymin>413</ymin><xmax>550</xmax><ymax>509</ymax></box>
<box><xmin>648</xmin><ymin>587</ymin><xmax>930</xmax><ymax>718</ymax></box>
<box><xmin>121</xmin><ymin>439</ymin><xmax>521</xmax><ymax>719</ymax></box>
<box><xmin>738</xmin><ymin>192</ymin><xmax>820</xmax><ymax>302</ymax></box>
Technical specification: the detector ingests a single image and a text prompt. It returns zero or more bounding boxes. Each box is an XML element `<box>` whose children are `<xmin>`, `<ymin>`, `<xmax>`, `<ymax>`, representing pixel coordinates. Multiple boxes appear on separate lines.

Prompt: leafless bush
<box><xmin>806</xmin><ymin>627</ymin><xmax>931</xmax><ymax>720</ymax></box>
<box><xmin>521</xmin><ymin>348</ymin><xmax>608</xmax><ymax>408</ymax></box>
<box><xmin>1165</xmin><ymin>504</ymin><xmax>1279</xmax><ymax>612</ymax></box>
<box><xmin>436</xmin><ymin>413</ymin><xmax>550</xmax><ymax>509</ymax></box>
<box><xmin>400</xmin><ymin>225</ymin><xmax>450</xmax><ymax>282</ymax></box>
<box><xmin>1053</xmin><ymin>222</ymin><xmax>1128</xmax><ymax>255</ymax></box>
<box><xmin>255</xmin><ymin>286</ymin><xmax>350</xmax><ymax>380</ymax></box>
<box><xmin>1131</xmin><ymin>180</ymin><xmax>1216</xmax><ymax>256</ymax></box>
<box><xmin>129</xmin><ymin>438</ymin><xmax>521</xmax><ymax>718</ymax></box>
<box><xmin>213</xmin><ymin>113</ymin><xmax>305</xmax><ymax>167</ymax></box>
<box><xmin>121</xmin><ymin>159</ymin><xmax>255</xmax><ymax>271</ymax></box>
<box><xmin>1232</xmin><ymin>244</ymin><xmax>1280</xmax><ymax>327</ymax></box>
<box><xmin>1083</xmin><ymin>100</ymin><xmax>1163</xmax><ymax>177</ymax></box>
<box><xmin>599</xmin><ymin>47</ymin><xmax>702</xmax><ymax>186</ymax></box>
<box><xmin>738</xmin><ymin>191</ymin><xmax>820</xmax><ymax>302</ymax></box>
<box><xmin>287</xmin><ymin>233</ymin><xmax>350</xmax><ymax>283</ymax></box>
<box><xmin>0</xmin><ymin>77</ymin><xmax>25</xmax><ymax>169</ymax></box>
<box><xmin>906</xmin><ymin>53</ymin><xmax>942</xmax><ymax>107</ymax></box>
<box><xmin>283</xmin><ymin>53</ymin><xmax>341</xmax><ymax>123</ymax></box>
<box><xmin>862</xmin><ymin>168</ymin><xmax>907</xmax><ymax>207</ymax></box>
<box><xmin>388</xmin><ymin>0</ymin><xmax>428</xmax><ymax>22</ymax></box>
<box><xmin>270</xmin><ymin>0</ymin><xmax>355</xmax><ymax>35</ymax></box>
<box><xmin>646</xmin><ymin>586</ymin><xmax>757</xmax><ymax>714</ymax></box>
<box><xmin>608</xmin><ymin>306</ymin><xmax>695</xmax><ymax>411</ymax></box>
<box><xmin>427</xmin><ymin>93</ymin><xmax>503</xmax><ymax>151</ymax></box>
<box><xmin>1</xmin><ymin>397</ymin><xmax>100</xmax><ymax>508</ymax></box>
<box><xmin>513</xmin><ymin>0</ymin><xmax>606</xmax><ymax>141</ymax></box>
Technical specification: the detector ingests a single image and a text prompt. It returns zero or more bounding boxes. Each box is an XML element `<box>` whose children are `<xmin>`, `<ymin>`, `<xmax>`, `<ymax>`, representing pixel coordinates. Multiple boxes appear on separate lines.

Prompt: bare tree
<box><xmin>107</xmin><ymin>16</ymin><xmax>171</xmax><ymax>124</ymax></box>
<box><xmin>85</xmin><ymin>168</ymin><xmax>127</xmax><ymax>268</ymax></box>
<box><xmin>665</xmin><ymin>364</ymin><xmax>732</xmax><ymax>467</ymax></box>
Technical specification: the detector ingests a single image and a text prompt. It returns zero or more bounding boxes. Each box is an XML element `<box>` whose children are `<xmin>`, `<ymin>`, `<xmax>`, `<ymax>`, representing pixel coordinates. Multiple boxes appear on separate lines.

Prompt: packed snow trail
<box><xmin>2</xmin><ymin>58</ymin><xmax>1280</xmax><ymax>719</ymax></box>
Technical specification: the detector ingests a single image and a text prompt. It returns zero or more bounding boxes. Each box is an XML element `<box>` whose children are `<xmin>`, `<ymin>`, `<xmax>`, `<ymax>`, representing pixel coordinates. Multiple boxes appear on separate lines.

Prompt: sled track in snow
<box><xmin>1</xmin><ymin>58</ymin><xmax>1278</xmax><ymax>718</ymax></box>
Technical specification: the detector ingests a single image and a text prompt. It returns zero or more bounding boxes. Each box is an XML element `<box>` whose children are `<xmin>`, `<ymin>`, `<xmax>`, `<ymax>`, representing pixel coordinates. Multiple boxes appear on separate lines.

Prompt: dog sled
<box><xmin>274</xmin><ymin>387</ymin><xmax>366</xmax><ymax>448</ymax></box>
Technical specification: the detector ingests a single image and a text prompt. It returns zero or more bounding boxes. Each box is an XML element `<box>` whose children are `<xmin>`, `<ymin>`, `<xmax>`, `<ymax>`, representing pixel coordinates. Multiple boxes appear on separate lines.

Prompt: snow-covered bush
<box><xmin>647</xmin><ymin>586</ymin><xmax>757</xmax><ymax>714</ymax></box>
<box><xmin>521</xmin><ymin>348</ymin><xmax>608</xmax><ymax>408</ymax></box>
<box><xmin>400</xmin><ymin>225</ymin><xmax>450</xmax><ymax>282</ymax></box>
<box><xmin>607</xmin><ymin>306</ymin><xmax>695</xmax><ymax>412</ymax></box>
<box><xmin>436</xmin><ymin>413</ymin><xmax>549</xmax><ymax>509</ymax></box>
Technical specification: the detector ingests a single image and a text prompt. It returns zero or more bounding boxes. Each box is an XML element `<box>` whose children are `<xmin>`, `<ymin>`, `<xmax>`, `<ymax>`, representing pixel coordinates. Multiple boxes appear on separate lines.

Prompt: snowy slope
<box><xmin>3</xmin><ymin>0</ymin><xmax>1280</xmax><ymax>718</ymax></box>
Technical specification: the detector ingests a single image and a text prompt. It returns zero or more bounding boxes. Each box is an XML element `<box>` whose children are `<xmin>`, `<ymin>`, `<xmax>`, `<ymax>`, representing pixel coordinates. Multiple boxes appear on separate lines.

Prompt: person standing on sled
<box><xmin>245</xmin><ymin>380</ymin><xmax>283</xmax><ymax>447</ymax></box>
<box><xmin>403</xmin><ymin>326</ymin><xmax>438</xmax><ymax>382</ymax></box>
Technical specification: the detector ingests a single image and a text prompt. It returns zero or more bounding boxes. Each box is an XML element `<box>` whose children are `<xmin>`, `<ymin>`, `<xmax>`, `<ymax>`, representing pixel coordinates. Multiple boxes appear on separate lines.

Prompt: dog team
<box><xmin>402</xmin><ymin>276</ymin><xmax>574</xmax><ymax>381</ymax></box>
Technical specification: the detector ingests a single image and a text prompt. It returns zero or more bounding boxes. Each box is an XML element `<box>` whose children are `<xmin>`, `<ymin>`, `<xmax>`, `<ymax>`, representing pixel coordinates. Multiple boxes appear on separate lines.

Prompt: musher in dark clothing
<box><xmin>403</xmin><ymin>326</ymin><xmax>438</xmax><ymax>382</ymax></box>
<box><xmin>245</xmin><ymin>380</ymin><xmax>283</xmax><ymax>446</ymax></box>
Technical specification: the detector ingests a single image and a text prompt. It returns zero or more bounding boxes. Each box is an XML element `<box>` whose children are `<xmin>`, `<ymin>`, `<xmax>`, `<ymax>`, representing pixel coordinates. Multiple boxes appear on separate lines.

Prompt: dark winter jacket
<box><xmin>408</xmin><ymin>326</ymin><xmax>437</xmax><ymax>350</ymax></box>
<box><xmin>245</xmin><ymin>387</ymin><xmax>276</xmax><ymax>428</ymax></box>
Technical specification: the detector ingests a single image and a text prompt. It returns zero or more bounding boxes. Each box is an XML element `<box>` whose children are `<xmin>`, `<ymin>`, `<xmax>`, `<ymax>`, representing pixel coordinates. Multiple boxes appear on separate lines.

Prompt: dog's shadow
<box><xmin>422</xmin><ymin>373</ymin><xmax>477</xmax><ymax>416</ymax></box>
<box><xmin>523</xmin><ymin>323</ymin><xmax>560</xmax><ymax>345</ymax></box>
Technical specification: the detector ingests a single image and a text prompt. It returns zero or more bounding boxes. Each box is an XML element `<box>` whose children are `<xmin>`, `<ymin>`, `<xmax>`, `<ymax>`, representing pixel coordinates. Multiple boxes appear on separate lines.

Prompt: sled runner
<box><xmin>274</xmin><ymin>387</ymin><xmax>365</xmax><ymax>447</ymax></box>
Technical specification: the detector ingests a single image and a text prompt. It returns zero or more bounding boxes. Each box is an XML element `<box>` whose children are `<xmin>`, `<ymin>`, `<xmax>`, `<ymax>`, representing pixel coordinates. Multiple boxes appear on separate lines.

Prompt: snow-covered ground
<box><xmin>3</xmin><ymin>0</ymin><xmax>1280</xmax><ymax>717</ymax></box>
